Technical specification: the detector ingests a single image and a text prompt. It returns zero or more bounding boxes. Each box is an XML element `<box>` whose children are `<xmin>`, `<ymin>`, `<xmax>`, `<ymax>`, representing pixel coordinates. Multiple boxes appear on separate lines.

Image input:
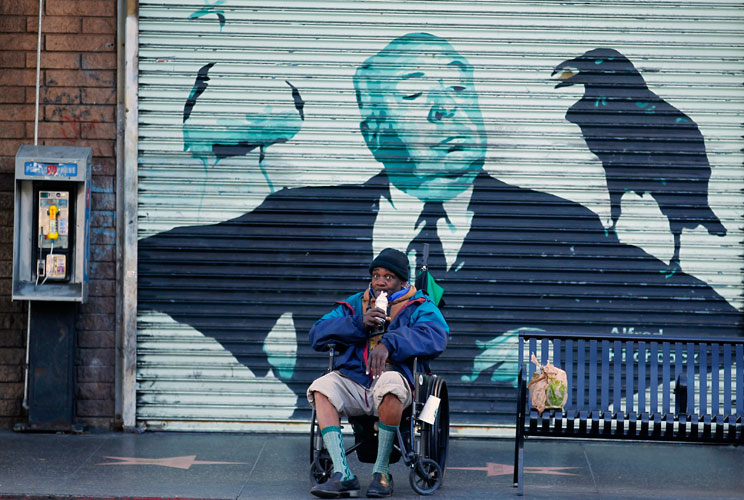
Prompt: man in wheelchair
<box><xmin>307</xmin><ymin>248</ymin><xmax>449</xmax><ymax>498</ymax></box>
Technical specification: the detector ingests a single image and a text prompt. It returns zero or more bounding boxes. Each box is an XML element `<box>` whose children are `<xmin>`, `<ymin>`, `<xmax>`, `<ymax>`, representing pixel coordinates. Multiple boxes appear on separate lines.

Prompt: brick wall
<box><xmin>0</xmin><ymin>0</ymin><xmax>117</xmax><ymax>429</ymax></box>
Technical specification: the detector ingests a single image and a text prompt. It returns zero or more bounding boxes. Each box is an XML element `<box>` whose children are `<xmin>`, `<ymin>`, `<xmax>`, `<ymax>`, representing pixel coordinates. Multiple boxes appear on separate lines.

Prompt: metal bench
<box><xmin>513</xmin><ymin>331</ymin><xmax>744</xmax><ymax>495</ymax></box>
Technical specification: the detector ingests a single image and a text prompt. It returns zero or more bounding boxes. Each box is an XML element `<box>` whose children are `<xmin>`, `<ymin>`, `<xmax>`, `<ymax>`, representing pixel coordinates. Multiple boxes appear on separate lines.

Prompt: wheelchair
<box><xmin>309</xmin><ymin>344</ymin><xmax>450</xmax><ymax>495</ymax></box>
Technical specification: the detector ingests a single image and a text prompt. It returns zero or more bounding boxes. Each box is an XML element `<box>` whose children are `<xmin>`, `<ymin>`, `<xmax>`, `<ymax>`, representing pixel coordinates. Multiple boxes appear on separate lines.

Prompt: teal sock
<box><xmin>321</xmin><ymin>426</ymin><xmax>354</xmax><ymax>480</ymax></box>
<box><xmin>373</xmin><ymin>422</ymin><xmax>397</xmax><ymax>479</ymax></box>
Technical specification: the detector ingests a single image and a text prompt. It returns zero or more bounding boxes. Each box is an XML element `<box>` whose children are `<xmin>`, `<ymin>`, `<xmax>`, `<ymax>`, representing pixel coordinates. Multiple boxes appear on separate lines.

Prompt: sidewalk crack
<box><xmin>582</xmin><ymin>444</ymin><xmax>600</xmax><ymax>498</ymax></box>
<box><xmin>235</xmin><ymin>437</ymin><xmax>268</xmax><ymax>498</ymax></box>
<box><xmin>62</xmin><ymin>437</ymin><xmax>109</xmax><ymax>487</ymax></box>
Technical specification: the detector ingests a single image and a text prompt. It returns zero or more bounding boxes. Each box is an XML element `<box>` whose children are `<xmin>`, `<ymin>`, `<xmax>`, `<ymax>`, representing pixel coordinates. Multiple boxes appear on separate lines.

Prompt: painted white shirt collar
<box><xmin>373</xmin><ymin>181</ymin><xmax>475</xmax><ymax>277</ymax></box>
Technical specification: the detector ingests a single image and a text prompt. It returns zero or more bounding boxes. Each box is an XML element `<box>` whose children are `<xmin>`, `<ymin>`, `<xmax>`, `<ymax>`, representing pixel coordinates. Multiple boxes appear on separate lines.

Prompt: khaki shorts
<box><xmin>307</xmin><ymin>370</ymin><xmax>413</xmax><ymax>417</ymax></box>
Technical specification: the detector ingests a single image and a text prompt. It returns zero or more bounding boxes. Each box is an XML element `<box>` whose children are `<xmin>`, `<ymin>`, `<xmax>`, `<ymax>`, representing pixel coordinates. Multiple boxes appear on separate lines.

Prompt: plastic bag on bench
<box><xmin>527</xmin><ymin>353</ymin><xmax>568</xmax><ymax>415</ymax></box>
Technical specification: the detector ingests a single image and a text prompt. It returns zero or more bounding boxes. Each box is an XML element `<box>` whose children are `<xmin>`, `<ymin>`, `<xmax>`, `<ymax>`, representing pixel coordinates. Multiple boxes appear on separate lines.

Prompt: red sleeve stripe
<box><xmin>335</xmin><ymin>300</ymin><xmax>355</xmax><ymax>315</ymax></box>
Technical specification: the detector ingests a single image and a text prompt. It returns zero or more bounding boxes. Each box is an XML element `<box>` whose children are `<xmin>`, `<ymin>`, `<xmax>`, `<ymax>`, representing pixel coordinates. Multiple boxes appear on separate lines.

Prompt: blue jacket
<box><xmin>309</xmin><ymin>289</ymin><xmax>449</xmax><ymax>388</ymax></box>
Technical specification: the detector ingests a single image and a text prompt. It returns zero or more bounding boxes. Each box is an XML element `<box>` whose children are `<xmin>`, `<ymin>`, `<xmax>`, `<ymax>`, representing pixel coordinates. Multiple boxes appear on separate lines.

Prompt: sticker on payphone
<box><xmin>45</xmin><ymin>254</ymin><xmax>67</xmax><ymax>279</ymax></box>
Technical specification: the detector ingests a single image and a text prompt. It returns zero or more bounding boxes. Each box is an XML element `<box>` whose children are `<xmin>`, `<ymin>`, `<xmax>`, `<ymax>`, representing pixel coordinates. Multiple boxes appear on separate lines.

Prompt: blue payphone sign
<box><xmin>24</xmin><ymin>161</ymin><xmax>78</xmax><ymax>178</ymax></box>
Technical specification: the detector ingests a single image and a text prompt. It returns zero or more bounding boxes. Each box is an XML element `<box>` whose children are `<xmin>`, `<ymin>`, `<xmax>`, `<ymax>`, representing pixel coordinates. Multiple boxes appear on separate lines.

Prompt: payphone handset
<box><xmin>36</xmin><ymin>190</ymin><xmax>71</xmax><ymax>282</ymax></box>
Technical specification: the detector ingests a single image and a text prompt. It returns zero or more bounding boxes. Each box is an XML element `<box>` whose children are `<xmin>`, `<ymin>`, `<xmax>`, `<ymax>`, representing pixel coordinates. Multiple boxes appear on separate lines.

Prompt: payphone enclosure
<box><xmin>12</xmin><ymin>145</ymin><xmax>91</xmax><ymax>302</ymax></box>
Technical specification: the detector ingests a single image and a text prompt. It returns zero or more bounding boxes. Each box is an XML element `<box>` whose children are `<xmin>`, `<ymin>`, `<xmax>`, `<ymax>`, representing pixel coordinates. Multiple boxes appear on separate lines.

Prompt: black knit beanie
<box><xmin>369</xmin><ymin>248</ymin><xmax>409</xmax><ymax>282</ymax></box>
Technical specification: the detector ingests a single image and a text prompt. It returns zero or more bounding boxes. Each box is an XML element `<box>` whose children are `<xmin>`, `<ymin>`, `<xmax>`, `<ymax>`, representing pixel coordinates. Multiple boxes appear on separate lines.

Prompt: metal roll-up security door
<box><xmin>136</xmin><ymin>1</ymin><xmax>743</xmax><ymax>434</ymax></box>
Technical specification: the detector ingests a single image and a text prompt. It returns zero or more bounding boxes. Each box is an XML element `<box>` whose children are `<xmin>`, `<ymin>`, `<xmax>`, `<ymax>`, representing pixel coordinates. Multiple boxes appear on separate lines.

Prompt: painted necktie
<box><xmin>407</xmin><ymin>201</ymin><xmax>449</xmax><ymax>275</ymax></box>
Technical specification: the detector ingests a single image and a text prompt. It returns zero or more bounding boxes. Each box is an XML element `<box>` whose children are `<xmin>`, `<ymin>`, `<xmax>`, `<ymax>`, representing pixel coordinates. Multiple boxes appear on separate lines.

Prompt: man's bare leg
<box><xmin>314</xmin><ymin>391</ymin><xmax>341</xmax><ymax>429</ymax></box>
<box><xmin>378</xmin><ymin>393</ymin><xmax>403</xmax><ymax>426</ymax></box>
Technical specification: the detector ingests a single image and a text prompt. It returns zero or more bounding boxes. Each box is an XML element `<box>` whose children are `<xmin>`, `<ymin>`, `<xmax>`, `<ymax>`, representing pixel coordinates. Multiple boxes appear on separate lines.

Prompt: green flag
<box><xmin>419</xmin><ymin>270</ymin><xmax>444</xmax><ymax>306</ymax></box>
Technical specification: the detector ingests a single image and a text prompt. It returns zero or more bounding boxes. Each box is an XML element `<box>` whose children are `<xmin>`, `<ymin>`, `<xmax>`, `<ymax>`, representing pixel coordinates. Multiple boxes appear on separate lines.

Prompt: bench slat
<box><xmin>578</xmin><ymin>340</ymin><xmax>585</xmax><ymax>411</ymax></box>
<box><xmin>602</xmin><ymin>340</ymin><xmax>612</xmax><ymax>435</ymax></box>
<box><xmin>565</xmin><ymin>339</ymin><xmax>573</xmax><ymax>411</ymax></box>
<box><xmin>626</xmin><ymin>340</ymin><xmax>635</xmax><ymax>417</ymax></box>
<box><xmin>650</xmin><ymin>342</ymin><xmax>659</xmax><ymax>414</ymax></box>
<box><xmin>638</xmin><ymin>341</ymin><xmax>647</xmax><ymax>415</ymax></box>
<box><xmin>613</xmin><ymin>340</ymin><xmax>621</xmax><ymax>414</ymax></box>
<box><xmin>518</xmin><ymin>334</ymin><xmax>524</xmax><ymax>375</ymax></box>
<box><xmin>675</xmin><ymin>342</ymin><xmax>683</xmax><ymax>397</ymax></box>
<box><xmin>601</xmin><ymin>340</ymin><xmax>610</xmax><ymax>412</ymax></box>
<box><xmin>699</xmin><ymin>344</ymin><xmax>707</xmax><ymax>416</ymax></box>
<box><xmin>663</xmin><ymin>343</ymin><xmax>671</xmax><ymax>413</ymax></box>
<box><xmin>723</xmin><ymin>344</ymin><xmax>732</xmax><ymax>417</ymax></box>
<box><xmin>589</xmin><ymin>340</ymin><xmax>598</xmax><ymax>410</ymax></box>
<box><xmin>737</xmin><ymin>345</ymin><xmax>743</xmax><ymax>416</ymax></box>
<box><xmin>687</xmin><ymin>343</ymin><xmax>695</xmax><ymax>415</ymax></box>
<box><xmin>712</xmin><ymin>344</ymin><xmax>719</xmax><ymax>414</ymax></box>
<box><xmin>529</xmin><ymin>338</ymin><xmax>537</xmax><ymax>380</ymax></box>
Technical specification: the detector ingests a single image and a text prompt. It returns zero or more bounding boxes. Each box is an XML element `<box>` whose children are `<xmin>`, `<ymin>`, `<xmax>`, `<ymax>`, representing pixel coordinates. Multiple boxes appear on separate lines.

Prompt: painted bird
<box><xmin>183</xmin><ymin>63</ymin><xmax>305</xmax><ymax>192</ymax></box>
<box><xmin>552</xmin><ymin>48</ymin><xmax>726</xmax><ymax>275</ymax></box>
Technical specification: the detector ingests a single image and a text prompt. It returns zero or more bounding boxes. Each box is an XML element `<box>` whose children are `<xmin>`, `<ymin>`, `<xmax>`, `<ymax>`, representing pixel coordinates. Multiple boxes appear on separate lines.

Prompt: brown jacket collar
<box><xmin>362</xmin><ymin>285</ymin><xmax>417</xmax><ymax>322</ymax></box>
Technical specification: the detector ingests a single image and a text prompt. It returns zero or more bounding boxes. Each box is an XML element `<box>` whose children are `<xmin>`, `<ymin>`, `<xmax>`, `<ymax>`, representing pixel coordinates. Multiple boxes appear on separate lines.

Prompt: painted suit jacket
<box><xmin>138</xmin><ymin>171</ymin><xmax>741</xmax><ymax>411</ymax></box>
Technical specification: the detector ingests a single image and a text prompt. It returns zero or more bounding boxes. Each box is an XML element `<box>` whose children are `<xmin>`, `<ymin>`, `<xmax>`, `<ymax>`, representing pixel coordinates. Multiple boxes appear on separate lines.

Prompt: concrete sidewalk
<box><xmin>0</xmin><ymin>429</ymin><xmax>741</xmax><ymax>499</ymax></box>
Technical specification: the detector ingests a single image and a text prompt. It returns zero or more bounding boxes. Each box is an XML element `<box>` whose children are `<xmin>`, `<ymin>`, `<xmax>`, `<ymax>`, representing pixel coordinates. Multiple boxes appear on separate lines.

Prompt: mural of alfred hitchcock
<box><xmin>138</xmin><ymin>33</ymin><xmax>741</xmax><ymax>422</ymax></box>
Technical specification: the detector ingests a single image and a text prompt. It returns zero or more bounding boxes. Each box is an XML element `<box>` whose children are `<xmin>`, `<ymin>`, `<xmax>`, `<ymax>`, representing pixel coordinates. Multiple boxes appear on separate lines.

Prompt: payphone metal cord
<box><xmin>34</xmin><ymin>236</ymin><xmax>53</xmax><ymax>287</ymax></box>
<box><xmin>37</xmin><ymin>239</ymin><xmax>53</xmax><ymax>287</ymax></box>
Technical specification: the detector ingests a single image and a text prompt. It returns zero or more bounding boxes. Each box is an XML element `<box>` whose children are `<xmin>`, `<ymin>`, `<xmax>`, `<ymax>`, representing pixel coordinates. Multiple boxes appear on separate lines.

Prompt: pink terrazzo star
<box><xmin>448</xmin><ymin>462</ymin><xmax>579</xmax><ymax>477</ymax></box>
<box><xmin>98</xmin><ymin>455</ymin><xmax>247</xmax><ymax>470</ymax></box>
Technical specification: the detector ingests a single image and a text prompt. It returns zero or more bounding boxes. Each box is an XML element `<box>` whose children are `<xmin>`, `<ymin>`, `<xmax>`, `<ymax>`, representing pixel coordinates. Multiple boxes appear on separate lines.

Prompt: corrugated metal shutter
<box><xmin>136</xmin><ymin>0</ymin><xmax>743</xmax><ymax>433</ymax></box>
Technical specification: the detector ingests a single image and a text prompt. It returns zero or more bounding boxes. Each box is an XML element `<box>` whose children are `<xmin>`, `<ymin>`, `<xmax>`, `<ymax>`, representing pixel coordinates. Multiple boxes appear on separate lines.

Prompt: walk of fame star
<box><xmin>448</xmin><ymin>462</ymin><xmax>579</xmax><ymax>477</ymax></box>
<box><xmin>98</xmin><ymin>455</ymin><xmax>246</xmax><ymax>470</ymax></box>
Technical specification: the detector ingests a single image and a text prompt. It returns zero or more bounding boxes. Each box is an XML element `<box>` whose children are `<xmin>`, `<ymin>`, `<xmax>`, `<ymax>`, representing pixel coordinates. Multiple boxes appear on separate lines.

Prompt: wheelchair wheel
<box><xmin>409</xmin><ymin>457</ymin><xmax>442</xmax><ymax>496</ymax></box>
<box><xmin>309</xmin><ymin>407</ymin><xmax>334</xmax><ymax>485</ymax></box>
<box><xmin>310</xmin><ymin>450</ymin><xmax>334</xmax><ymax>485</ymax></box>
<box><xmin>420</xmin><ymin>375</ymin><xmax>449</xmax><ymax>479</ymax></box>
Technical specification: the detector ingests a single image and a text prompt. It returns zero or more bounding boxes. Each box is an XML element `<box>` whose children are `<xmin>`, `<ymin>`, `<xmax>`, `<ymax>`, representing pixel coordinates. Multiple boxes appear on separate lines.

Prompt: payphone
<box><xmin>12</xmin><ymin>145</ymin><xmax>91</xmax><ymax>432</ymax></box>
<box><xmin>12</xmin><ymin>146</ymin><xmax>91</xmax><ymax>302</ymax></box>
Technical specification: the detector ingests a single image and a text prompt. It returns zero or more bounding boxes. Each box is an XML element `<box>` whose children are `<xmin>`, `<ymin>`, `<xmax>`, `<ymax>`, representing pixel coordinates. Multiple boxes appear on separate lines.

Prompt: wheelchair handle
<box><xmin>413</xmin><ymin>357</ymin><xmax>419</xmax><ymax>402</ymax></box>
<box><xmin>326</xmin><ymin>343</ymin><xmax>336</xmax><ymax>372</ymax></box>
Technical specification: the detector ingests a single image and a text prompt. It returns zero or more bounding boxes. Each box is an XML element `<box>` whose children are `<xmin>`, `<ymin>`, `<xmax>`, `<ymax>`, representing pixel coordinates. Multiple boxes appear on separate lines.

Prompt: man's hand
<box><xmin>366</xmin><ymin>342</ymin><xmax>389</xmax><ymax>379</ymax></box>
<box><xmin>363</xmin><ymin>308</ymin><xmax>387</xmax><ymax>331</ymax></box>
